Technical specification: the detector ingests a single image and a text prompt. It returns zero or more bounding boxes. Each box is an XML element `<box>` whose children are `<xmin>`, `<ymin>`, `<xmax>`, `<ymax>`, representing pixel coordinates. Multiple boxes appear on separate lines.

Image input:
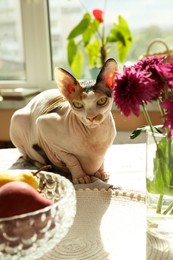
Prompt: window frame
<box><xmin>0</xmin><ymin>0</ymin><xmax>56</xmax><ymax>90</ymax></box>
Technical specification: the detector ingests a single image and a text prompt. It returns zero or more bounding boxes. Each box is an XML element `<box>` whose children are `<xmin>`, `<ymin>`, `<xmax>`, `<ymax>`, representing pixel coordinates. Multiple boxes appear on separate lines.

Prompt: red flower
<box><xmin>92</xmin><ymin>9</ymin><xmax>104</xmax><ymax>23</ymax></box>
<box><xmin>113</xmin><ymin>66</ymin><xmax>154</xmax><ymax>117</ymax></box>
<box><xmin>161</xmin><ymin>99</ymin><xmax>173</xmax><ymax>138</ymax></box>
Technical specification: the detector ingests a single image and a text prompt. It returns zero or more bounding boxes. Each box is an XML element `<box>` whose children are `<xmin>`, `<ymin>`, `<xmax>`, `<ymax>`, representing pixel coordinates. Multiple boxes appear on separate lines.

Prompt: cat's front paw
<box><xmin>94</xmin><ymin>171</ymin><xmax>110</xmax><ymax>181</ymax></box>
<box><xmin>73</xmin><ymin>175</ymin><xmax>91</xmax><ymax>184</ymax></box>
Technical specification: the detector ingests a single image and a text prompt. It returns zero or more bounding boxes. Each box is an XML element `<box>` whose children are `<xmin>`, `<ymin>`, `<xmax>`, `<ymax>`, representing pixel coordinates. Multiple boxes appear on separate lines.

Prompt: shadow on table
<box><xmin>40</xmin><ymin>191</ymin><xmax>112</xmax><ymax>260</ymax></box>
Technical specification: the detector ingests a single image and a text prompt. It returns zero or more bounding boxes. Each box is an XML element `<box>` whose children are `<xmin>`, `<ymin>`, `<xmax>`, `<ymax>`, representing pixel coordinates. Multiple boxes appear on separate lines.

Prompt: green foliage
<box><xmin>130</xmin><ymin>126</ymin><xmax>163</xmax><ymax>139</ymax></box>
<box><xmin>130</xmin><ymin>126</ymin><xmax>147</xmax><ymax>139</ymax></box>
<box><xmin>85</xmin><ymin>39</ymin><xmax>102</xmax><ymax>67</ymax></box>
<box><xmin>147</xmin><ymin>137</ymin><xmax>173</xmax><ymax>196</ymax></box>
<box><xmin>132</xmin><ymin>127</ymin><xmax>173</xmax><ymax>197</ymax></box>
<box><xmin>67</xmin><ymin>39</ymin><xmax>77</xmax><ymax>66</ymax></box>
<box><xmin>67</xmin><ymin>14</ymin><xmax>90</xmax><ymax>40</ymax></box>
<box><xmin>83</xmin><ymin>18</ymin><xmax>99</xmax><ymax>46</ymax></box>
<box><xmin>107</xmin><ymin>16</ymin><xmax>133</xmax><ymax>62</ymax></box>
<box><xmin>67</xmin><ymin>12</ymin><xmax>133</xmax><ymax>78</ymax></box>
<box><xmin>71</xmin><ymin>50</ymin><xmax>84</xmax><ymax>79</ymax></box>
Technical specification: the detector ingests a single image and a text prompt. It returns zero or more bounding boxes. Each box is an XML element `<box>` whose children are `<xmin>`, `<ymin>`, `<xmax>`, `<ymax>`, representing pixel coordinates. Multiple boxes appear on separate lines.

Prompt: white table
<box><xmin>0</xmin><ymin>144</ymin><xmax>172</xmax><ymax>260</ymax></box>
<box><xmin>0</xmin><ymin>144</ymin><xmax>146</xmax><ymax>192</ymax></box>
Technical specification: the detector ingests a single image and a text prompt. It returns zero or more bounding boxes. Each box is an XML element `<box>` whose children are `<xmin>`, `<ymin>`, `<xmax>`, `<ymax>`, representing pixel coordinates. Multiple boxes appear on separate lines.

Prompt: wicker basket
<box><xmin>143</xmin><ymin>39</ymin><xmax>173</xmax><ymax>61</ymax></box>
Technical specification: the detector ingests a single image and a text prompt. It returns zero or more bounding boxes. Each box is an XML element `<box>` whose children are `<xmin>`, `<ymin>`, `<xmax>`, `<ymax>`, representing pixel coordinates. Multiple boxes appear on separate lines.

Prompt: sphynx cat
<box><xmin>10</xmin><ymin>58</ymin><xmax>118</xmax><ymax>184</ymax></box>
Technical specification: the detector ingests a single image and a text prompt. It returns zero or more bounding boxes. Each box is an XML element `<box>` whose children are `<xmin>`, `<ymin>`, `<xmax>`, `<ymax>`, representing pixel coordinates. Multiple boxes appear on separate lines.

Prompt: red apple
<box><xmin>0</xmin><ymin>181</ymin><xmax>53</xmax><ymax>218</ymax></box>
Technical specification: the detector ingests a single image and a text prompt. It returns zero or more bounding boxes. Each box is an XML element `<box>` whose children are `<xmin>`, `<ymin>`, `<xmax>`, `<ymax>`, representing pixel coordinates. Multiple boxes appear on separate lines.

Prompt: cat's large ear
<box><xmin>54</xmin><ymin>68</ymin><xmax>83</xmax><ymax>101</ymax></box>
<box><xmin>94</xmin><ymin>58</ymin><xmax>119</xmax><ymax>97</ymax></box>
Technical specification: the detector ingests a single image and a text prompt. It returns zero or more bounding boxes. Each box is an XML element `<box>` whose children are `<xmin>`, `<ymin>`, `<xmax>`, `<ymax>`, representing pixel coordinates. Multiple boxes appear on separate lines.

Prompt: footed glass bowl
<box><xmin>0</xmin><ymin>170</ymin><xmax>76</xmax><ymax>260</ymax></box>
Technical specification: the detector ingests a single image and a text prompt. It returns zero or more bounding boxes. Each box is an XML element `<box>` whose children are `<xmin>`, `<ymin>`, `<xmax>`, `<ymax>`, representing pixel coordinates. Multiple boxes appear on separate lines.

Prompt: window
<box><xmin>0</xmin><ymin>0</ymin><xmax>53</xmax><ymax>89</ymax></box>
<box><xmin>48</xmin><ymin>0</ymin><xmax>173</xmax><ymax>76</ymax></box>
<box><xmin>48</xmin><ymin>0</ymin><xmax>83</xmax><ymax>74</ymax></box>
<box><xmin>0</xmin><ymin>0</ymin><xmax>25</xmax><ymax>80</ymax></box>
<box><xmin>0</xmin><ymin>0</ymin><xmax>173</xmax><ymax>89</ymax></box>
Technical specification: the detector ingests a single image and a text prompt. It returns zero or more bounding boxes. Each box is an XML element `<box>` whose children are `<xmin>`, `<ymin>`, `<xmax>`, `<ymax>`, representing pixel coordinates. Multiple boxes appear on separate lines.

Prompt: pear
<box><xmin>0</xmin><ymin>181</ymin><xmax>53</xmax><ymax>218</ymax></box>
<box><xmin>0</xmin><ymin>170</ymin><xmax>39</xmax><ymax>190</ymax></box>
<box><xmin>0</xmin><ymin>166</ymin><xmax>52</xmax><ymax>190</ymax></box>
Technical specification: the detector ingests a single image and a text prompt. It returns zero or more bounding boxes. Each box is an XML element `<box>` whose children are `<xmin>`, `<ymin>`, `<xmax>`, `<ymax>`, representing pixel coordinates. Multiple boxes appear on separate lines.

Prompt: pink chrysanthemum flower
<box><xmin>157</xmin><ymin>58</ymin><xmax>173</xmax><ymax>89</ymax></box>
<box><xmin>161</xmin><ymin>99</ymin><xmax>173</xmax><ymax>138</ymax></box>
<box><xmin>134</xmin><ymin>56</ymin><xmax>166</xmax><ymax>99</ymax></box>
<box><xmin>113</xmin><ymin>66</ymin><xmax>155</xmax><ymax>117</ymax></box>
<box><xmin>135</xmin><ymin>55</ymin><xmax>165</xmax><ymax>70</ymax></box>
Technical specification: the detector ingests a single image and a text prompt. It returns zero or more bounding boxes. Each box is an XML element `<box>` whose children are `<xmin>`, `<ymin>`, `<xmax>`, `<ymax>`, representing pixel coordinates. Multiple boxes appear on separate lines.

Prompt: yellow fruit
<box><xmin>0</xmin><ymin>171</ymin><xmax>39</xmax><ymax>190</ymax></box>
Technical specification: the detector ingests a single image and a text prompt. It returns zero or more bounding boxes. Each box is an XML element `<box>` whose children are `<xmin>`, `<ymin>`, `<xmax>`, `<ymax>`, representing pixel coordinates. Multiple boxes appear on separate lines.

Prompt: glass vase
<box><xmin>146</xmin><ymin>127</ymin><xmax>173</xmax><ymax>239</ymax></box>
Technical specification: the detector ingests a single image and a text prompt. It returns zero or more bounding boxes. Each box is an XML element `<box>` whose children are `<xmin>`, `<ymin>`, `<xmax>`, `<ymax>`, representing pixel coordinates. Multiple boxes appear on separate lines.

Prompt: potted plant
<box><xmin>67</xmin><ymin>6</ymin><xmax>133</xmax><ymax>78</ymax></box>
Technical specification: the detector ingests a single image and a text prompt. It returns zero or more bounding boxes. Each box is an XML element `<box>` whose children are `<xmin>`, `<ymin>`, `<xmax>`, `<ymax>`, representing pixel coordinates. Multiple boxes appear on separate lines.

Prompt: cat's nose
<box><xmin>87</xmin><ymin>115</ymin><xmax>97</xmax><ymax>122</ymax></box>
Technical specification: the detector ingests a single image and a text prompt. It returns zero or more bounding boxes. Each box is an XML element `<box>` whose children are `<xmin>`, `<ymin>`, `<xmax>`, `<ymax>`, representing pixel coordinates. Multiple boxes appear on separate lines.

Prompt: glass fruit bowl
<box><xmin>0</xmin><ymin>170</ymin><xmax>76</xmax><ymax>260</ymax></box>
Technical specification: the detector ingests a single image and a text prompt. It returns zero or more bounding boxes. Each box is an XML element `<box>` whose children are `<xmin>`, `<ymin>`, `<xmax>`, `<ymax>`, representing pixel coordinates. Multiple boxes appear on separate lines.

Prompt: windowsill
<box><xmin>0</xmin><ymin>88</ymin><xmax>40</xmax><ymax>110</ymax></box>
<box><xmin>0</xmin><ymin>96</ymin><xmax>33</xmax><ymax>110</ymax></box>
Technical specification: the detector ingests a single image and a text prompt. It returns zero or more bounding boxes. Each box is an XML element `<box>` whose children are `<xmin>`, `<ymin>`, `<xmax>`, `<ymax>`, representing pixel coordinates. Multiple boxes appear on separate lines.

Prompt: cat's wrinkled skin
<box><xmin>10</xmin><ymin>58</ymin><xmax>118</xmax><ymax>184</ymax></box>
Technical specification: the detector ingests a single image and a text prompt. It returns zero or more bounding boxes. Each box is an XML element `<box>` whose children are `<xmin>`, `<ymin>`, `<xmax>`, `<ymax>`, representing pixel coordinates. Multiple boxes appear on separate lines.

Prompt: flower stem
<box><xmin>156</xmin><ymin>194</ymin><xmax>163</xmax><ymax>214</ymax></box>
<box><xmin>143</xmin><ymin>103</ymin><xmax>167</xmax><ymax>215</ymax></box>
<box><xmin>157</xmin><ymin>98</ymin><xmax>165</xmax><ymax>119</ymax></box>
<box><xmin>163</xmin><ymin>201</ymin><xmax>173</xmax><ymax>215</ymax></box>
<box><xmin>142</xmin><ymin>103</ymin><xmax>158</xmax><ymax>147</ymax></box>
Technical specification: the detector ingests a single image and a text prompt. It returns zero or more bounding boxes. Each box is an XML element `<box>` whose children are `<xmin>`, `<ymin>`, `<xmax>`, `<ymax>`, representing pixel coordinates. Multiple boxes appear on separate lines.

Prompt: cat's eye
<box><xmin>73</xmin><ymin>102</ymin><xmax>83</xmax><ymax>109</ymax></box>
<box><xmin>97</xmin><ymin>97</ymin><xmax>108</xmax><ymax>106</ymax></box>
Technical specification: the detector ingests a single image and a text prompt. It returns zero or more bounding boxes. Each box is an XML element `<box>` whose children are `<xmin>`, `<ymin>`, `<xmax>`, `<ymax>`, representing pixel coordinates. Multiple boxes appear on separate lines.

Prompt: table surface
<box><xmin>0</xmin><ymin>143</ymin><xmax>146</xmax><ymax>192</ymax></box>
<box><xmin>0</xmin><ymin>144</ymin><xmax>173</xmax><ymax>260</ymax></box>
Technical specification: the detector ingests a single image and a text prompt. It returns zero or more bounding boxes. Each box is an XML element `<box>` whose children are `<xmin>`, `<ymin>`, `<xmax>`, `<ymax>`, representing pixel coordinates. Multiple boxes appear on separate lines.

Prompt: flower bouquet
<box><xmin>113</xmin><ymin>53</ymin><xmax>173</xmax><ymax>238</ymax></box>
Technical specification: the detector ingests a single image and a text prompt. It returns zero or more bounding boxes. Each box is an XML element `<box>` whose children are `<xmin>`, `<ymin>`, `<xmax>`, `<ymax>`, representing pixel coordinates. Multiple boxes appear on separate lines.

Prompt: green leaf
<box><xmin>116</xmin><ymin>16</ymin><xmax>133</xmax><ymax>62</ymax></box>
<box><xmin>67</xmin><ymin>39</ymin><xmax>77</xmax><ymax>65</ymax></box>
<box><xmin>107</xmin><ymin>15</ymin><xmax>133</xmax><ymax>62</ymax></box>
<box><xmin>118</xmin><ymin>15</ymin><xmax>133</xmax><ymax>39</ymax></box>
<box><xmin>130</xmin><ymin>126</ymin><xmax>149</xmax><ymax>139</ymax></box>
<box><xmin>83</xmin><ymin>19</ymin><xmax>100</xmax><ymax>46</ymax></box>
<box><xmin>67</xmin><ymin>13</ymin><xmax>90</xmax><ymax>40</ymax></box>
<box><xmin>85</xmin><ymin>39</ymin><xmax>101</xmax><ymax>67</ymax></box>
<box><xmin>153</xmin><ymin>126</ymin><xmax>163</xmax><ymax>134</ymax></box>
<box><xmin>107</xmin><ymin>28</ymin><xmax>124</xmax><ymax>43</ymax></box>
<box><xmin>130</xmin><ymin>128</ymin><xmax>143</xmax><ymax>139</ymax></box>
<box><xmin>71</xmin><ymin>51</ymin><xmax>84</xmax><ymax>78</ymax></box>
<box><xmin>117</xmin><ymin>41</ymin><xmax>129</xmax><ymax>63</ymax></box>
